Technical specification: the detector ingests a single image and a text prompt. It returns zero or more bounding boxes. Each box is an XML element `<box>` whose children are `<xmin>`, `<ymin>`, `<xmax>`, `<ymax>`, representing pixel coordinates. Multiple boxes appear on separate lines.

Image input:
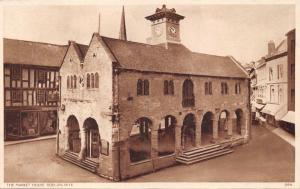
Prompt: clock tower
<box><xmin>145</xmin><ymin>5</ymin><xmax>184</xmax><ymax>46</ymax></box>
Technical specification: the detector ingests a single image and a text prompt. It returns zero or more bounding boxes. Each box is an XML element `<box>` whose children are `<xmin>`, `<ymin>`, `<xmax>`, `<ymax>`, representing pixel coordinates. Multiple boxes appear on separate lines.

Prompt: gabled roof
<box><xmin>101</xmin><ymin>36</ymin><xmax>248</xmax><ymax>78</ymax></box>
<box><xmin>4</xmin><ymin>38</ymin><xmax>68</xmax><ymax>67</ymax></box>
<box><xmin>69</xmin><ymin>41</ymin><xmax>89</xmax><ymax>62</ymax></box>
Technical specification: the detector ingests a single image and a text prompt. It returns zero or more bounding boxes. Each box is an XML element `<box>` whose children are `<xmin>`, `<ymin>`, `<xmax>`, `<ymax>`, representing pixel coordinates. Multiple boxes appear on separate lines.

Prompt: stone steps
<box><xmin>62</xmin><ymin>151</ymin><xmax>99</xmax><ymax>173</ymax></box>
<box><xmin>176</xmin><ymin>144</ymin><xmax>234</xmax><ymax>165</ymax></box>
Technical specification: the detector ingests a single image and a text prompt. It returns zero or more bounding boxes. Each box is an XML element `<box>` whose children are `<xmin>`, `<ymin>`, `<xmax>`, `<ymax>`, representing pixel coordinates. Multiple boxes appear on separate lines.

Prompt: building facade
<box><xmin>251</xmin><ymin>29</ymin><xmax>295</xmax><ymax>133</ymax></box>
<box><xmin>57</xmin><ymin>5</ymin><xmax>251</xmax><ymax>181</ymax></box>
<box><xmin>3</xmin><ymin>39</ymin><xmax>67</xmax><ymax>140</ymax></box>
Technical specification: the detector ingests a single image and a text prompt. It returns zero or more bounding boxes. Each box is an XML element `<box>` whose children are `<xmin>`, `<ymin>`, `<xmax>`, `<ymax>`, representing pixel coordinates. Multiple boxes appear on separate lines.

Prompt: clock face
<box><xmin>154</xmin><ymin>26</ymin><xmax>162</xmax><ymax>37</ymax></box>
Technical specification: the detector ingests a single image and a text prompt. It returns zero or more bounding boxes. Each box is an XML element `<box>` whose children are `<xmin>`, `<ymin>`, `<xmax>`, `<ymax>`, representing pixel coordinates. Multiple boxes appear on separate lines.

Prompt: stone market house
<box><xmin>3</xmin><ymin>39</ymin><xmax>67</xmax><ymax>140</ymax></box>
<box><xmin>57</xmin><ymin>5</ymin><xmax>251</xmax><ymax>181</ymax></box>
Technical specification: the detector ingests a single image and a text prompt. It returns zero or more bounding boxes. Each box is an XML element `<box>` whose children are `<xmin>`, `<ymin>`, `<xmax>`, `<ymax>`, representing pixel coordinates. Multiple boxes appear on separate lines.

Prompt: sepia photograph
<box><xmin>1</xmin><ymin>0</ymin><xmax>298</xmax><ymax>188</ymax></box>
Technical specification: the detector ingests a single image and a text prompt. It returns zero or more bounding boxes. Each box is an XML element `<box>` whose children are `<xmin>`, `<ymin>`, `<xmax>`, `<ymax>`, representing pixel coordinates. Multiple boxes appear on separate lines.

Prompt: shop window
<box><xmin>39</xmin><ymin>111</ymin><xmax>57</xmax><ymax>136</ymax></box>
<box><xmin>11</xmin><ymin>90</ymin><xmax>22</xmax><ymax>103</ymax></box>
<box><xmin>37</xmin><ymin>90</ymin><xmax>46</xmax><ymax>103</ymax></box>
<box><xmin>5</xmin><ymin>111</ymin><xmax>20</xmax><ymax>137</ymax></box>
<box><xmin>47</xmin><ymin>91</ymin><xmax>59</xmax><ymax>102</ymax></box>
<box><xmin>21</xmin><ymin>111</ymin><xmax>38</xmax><ymax>136</ymax></box>
<box><xmin>95</xmin><ymin>73</ymin><xmax>99</xmax><ymax>88</ymax></box>
<box><xmin>11</xmin><ymin>65</ymin><xmax>21</xmax><ymax>80</ymax></box>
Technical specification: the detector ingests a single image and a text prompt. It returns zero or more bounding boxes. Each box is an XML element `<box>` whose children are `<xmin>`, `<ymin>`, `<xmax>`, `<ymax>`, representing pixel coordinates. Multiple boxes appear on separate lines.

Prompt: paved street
<box><xmin>4</xmin><ymin>125</ymin><xmax>294</xmax><ymax>182</ymax></box>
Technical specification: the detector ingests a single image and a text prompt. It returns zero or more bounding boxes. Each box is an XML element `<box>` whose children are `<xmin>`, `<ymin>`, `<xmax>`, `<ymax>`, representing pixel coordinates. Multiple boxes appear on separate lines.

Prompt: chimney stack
<box><xmin>268</xmin><ymin>40</ymin><xmax>275</xmax><ymax>56</ymax></box>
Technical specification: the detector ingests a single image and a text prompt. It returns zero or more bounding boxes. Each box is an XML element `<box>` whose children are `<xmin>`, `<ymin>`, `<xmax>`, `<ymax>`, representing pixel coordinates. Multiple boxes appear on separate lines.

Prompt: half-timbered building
<box><xmin>3</xmin><ymin>38</ymin><xmax>67</xmax><ymax>140</ymax></box>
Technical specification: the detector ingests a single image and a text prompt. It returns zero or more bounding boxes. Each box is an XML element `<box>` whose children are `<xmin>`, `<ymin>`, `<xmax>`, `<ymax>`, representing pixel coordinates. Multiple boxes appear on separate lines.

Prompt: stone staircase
<box><xmin>62</xmin><ymin>151</ymin><xmax>99</xmax><ymax>173</ymax></box>
<box><xmin>176</xmin><ymin>144</ymin><xmax>234</xmax><ymax>165</ymax></box>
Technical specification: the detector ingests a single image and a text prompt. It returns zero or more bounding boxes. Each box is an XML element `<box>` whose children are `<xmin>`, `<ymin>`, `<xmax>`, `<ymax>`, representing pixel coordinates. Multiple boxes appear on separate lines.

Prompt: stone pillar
<box><xmin>65</xmin><ymin>125</ymin><xmax>70</xmax><ymax>151</ymax></box>
<box><xmin>226</xmin><ymin>118</ymin><xmax>233</xmax><ymax>139</ymax></box>
<box><xmin>175</xmin><ymin>124</ymin><xmax>182</xmax><ymax>155</ymax></box>
<box><xmin>151</xmin><ymin>129</ymin><xmax>159</xmax><ymax>159</ymax></box>
<box><xmin>195</xmin><ymin>119</ymin><xmax>202</xmax><ymax>147</ymax></box>
<box><xmin>78</xmin><ymin>128</ymin><xmax>87</xmax><ymax>161</ymax></box>
<box><xmin>212</xmin><ymin>118</ymin><xmax>218</xmax><ymax>143</ymax></box>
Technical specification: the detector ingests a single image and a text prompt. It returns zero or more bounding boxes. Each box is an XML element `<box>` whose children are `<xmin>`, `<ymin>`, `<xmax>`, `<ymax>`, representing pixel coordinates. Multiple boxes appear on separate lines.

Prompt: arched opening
<box><xmin>234</xmin><ymin>109</ymin><xmax>243</xmax><ymax>135</ymax></box>
<box><xmin>158</xmin><ymin>115</ymin><xmax>176</xmax><ymax>156</ymax></box>
<box><xmin>91</xmin><ymin>73</ymin><xmax>95</xmax><ymax>88</ymax></box>
<box><xmin>201</xmin><ymin>112</ymin><xmax>214</xmax><ymax>145</ymax></box>
<box><xmin>95</xmin><ymin>73</ymin><xmax>99</xmax><ymax>88</ymax></box>
<box><xmin>67</xmin><ymin>115</ymin><xmax>81</xmax><ymax>153</ymax></box>
<box><xmin>83</xmin><ymin>118</ymin><xmax>100</xmax><ymax>159</ymax></box>
<box><xmin>181</xmin><ymin>113</ymin><xmax>196</xmax><ymax>150</ymax></box>
<box><xmin>218</xmin><ymin>110</ymin><xmax>230</xmax><ymax>139</ymax></box>
<box><xmin>182</xmin><ymin>79</ymin><xmax>195</xmax><ymax>107</ymax></box>
<box><xmin>129</xmin><ymin>117</ymin><xmax>152</xmax><ymax>162</ymax></box>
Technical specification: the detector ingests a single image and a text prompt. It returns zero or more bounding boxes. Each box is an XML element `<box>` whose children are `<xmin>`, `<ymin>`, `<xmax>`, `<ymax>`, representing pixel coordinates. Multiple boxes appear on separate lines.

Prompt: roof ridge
<box><xmin>4</xmin><ymin>37</ymin><xmax>67</xmax><ymax>47</ymax></box>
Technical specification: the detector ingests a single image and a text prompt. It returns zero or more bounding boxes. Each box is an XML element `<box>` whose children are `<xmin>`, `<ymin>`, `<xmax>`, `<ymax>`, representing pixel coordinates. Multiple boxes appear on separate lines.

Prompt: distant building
<box><xmin>251</xmin><ymin>29</ymin><xmax>295</xmax><ymax>133</ymax></box>
<box><xmin>57</xmin><ymin>5</ymin><xmax>250</xmax><ymax>181</ymax></box>
<box><xmin>3</xmin><ymin>39</ymin><xmax>67</xmax><ymax>140</ymax></box>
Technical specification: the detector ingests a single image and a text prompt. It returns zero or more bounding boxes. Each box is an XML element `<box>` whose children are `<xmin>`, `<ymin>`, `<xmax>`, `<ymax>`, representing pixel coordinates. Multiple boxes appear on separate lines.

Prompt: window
<box><xmin>87</xmin><ymin>74</ymin><xmax>90</xmax><ymax>88</ymax></box>
<box><xmin>95</xmin><ymin>73</ymin><xmax>99</xmax><ymax>88</ymax></box>
<box><xmin>144</xmin><ymin>80</ymin><xmax>149</xmax><ymax>95</ymax></box>
<box><xmin>291</xmin><ymin>89</ymin><xmax>295</xmax><ymax>105</ymax></box>
<box><xmin>67</xmin><ymin>76</ymin><xmax>70</xmax><ymax>89</ymax></box>
<box><xmin>11</xmin><ymin>65</ymin><xmax>21</xmax><ymax>80</ymax></box>
<box><xmin>270</xmin><ymin>85</ymin><xmax>275</xmax><ymax>103</ymax></box>
<box><xmin>235</xmin><ymin>83</ymin><xmax>241</xmax><ymax>94</ymax></box>
<box><xmin>164</xmin><ymin>80</ymin><xmax>169</xmax><ymax>95</ymax></box>
<box><xmin>137</xmin><ymin>79</ymin><xmax>150</xmax><ymax>96</ymax></box>
<box><xmin>221</xmin><ymin>82</ymin><xmax>228</xmax><ymax>95</ymax></box>
<box><xmin>91</xmin><ymin>73</ymin><xmax>95</xmax><ymax>88</ymax></box>
<box><xmin>169</xmin><ymin>80</ymin><xmax>174</xmax><ymax>95</ymax></box>
<box><xmin>269</xmin><ymin>67</ymin><xmax>273</xmax><ymax>81</ymax></box>
<box><xmin>73</xmin><ymin>75</ymin><xmax>77</xmax><ymax>89</ymax></box>
<box><xmin>70</xmin><ymin>76</ymin><xmax>73</xmax><ymax>89</ymax></box>
<box><xmin>37</xmin><ymin>90</ymin><xmax>46</xmax><ymax>103</ymax></box>
<box><xmin>182</xmin><ymin>79</ymin><xmax>195</xmax><ymax>107</ymax></box>
<box><xmin>11</xmin><ymin>90</ymin><xmax>22</xmax><ymax>103</ymax></box>
<box><xmin>137</xmin><ymin>79</ymin><xmax>143</xmax><ymax>95</ymax></box>
<box><xmin>164</xmin><ymin>80</ymin><xmax>174</xmax><ymax>95</ymax></box>
<box><xmin>205</xmin><ymin>82</ymin><xmax>212</xmax><ymax>95</ymax></box>
<box><xmin>38</xmin><ymin>70</ymin><xmax>47</xmax><ymax>83</ymax></box>
<box><xmin>278</xmin><ymin>88</ymin><xmax>283</xmax><ymax>104</ymax></box>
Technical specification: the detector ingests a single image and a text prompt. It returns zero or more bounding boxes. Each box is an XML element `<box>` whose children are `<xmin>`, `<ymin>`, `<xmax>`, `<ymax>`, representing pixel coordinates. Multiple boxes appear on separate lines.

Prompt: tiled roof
<box><xmin>70</xmin><ymin>41</ymin><xmax>89</xmax><ymax>62</ymax></box>
<box><xmin>101</xmin><ymin>36</ymin><xmax>248</xmax><ymax>78</ymax></box>
<box><xmin>4</xmin><ymin>38</ymin><xmax>68</xmax><ymax>67</ymax></box>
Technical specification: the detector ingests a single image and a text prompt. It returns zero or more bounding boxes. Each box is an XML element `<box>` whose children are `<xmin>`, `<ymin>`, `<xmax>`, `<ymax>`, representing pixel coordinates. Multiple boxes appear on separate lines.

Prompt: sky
<box><xmin>3</xmin><ymin>3</ymin><xmax>295</xmax><ymax>64</ymax></box>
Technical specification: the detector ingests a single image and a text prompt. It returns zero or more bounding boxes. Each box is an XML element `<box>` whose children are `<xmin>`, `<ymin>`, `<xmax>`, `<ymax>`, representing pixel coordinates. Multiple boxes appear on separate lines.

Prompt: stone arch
<box><xmin>218</xmin><ymin>109</ymin><xmax>230</xmax><ymax>139</ymax></box>
<box><xmin>66</xmin><ymin>115</ymin><xmax>81</xmax><ymax>153</ymax></box>
<box><xmin>181</xmin><ymin>113</ymin><xmax>196</xmax><ymax>150</ymax></box>
<box><xmin>201</xmin><ymin>111</ymin><xmax>214</xmax><ymax>145</ymax></box>
<box><xmin>129</xmin><ymin>117</ymin><xmax>152</xmax><ymax>163</ymax></box>
<box><xmin>234</xmin><ymin>109</ymin><xmax>243</xmax><ymax>135</ymax></box>
<box><xmin>158</xmin><ymin>115</ymin><xmax>176</xmax><ymax>156</ymax></box>
<box><xmin>83</xmin><ymin>117</ymin><xmax>100</xmax><ymax>159</ymax></box>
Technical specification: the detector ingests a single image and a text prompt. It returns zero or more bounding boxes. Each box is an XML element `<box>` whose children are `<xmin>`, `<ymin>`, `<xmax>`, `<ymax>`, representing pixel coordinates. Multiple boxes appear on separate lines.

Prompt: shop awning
<box><xmin>255</xmin><ymin>103</ymin><xmax>265</xmax><ymax>110</ymax></box>
<box><xmin>280</xmin><ymin>111</ymin><xmax>295</xmax><ymax>124</ymax></box>
<box><xmin>261</xmin><ymin>104</ymin><xmax>282</xmax><ymax>116</ymax></box>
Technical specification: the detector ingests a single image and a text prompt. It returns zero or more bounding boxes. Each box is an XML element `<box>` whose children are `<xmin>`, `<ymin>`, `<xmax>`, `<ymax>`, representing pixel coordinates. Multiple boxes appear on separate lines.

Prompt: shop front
<box><xmin>5</xmin><ymin>109</ymin><xmax>58</xmax><ymax>140</ymax></box>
